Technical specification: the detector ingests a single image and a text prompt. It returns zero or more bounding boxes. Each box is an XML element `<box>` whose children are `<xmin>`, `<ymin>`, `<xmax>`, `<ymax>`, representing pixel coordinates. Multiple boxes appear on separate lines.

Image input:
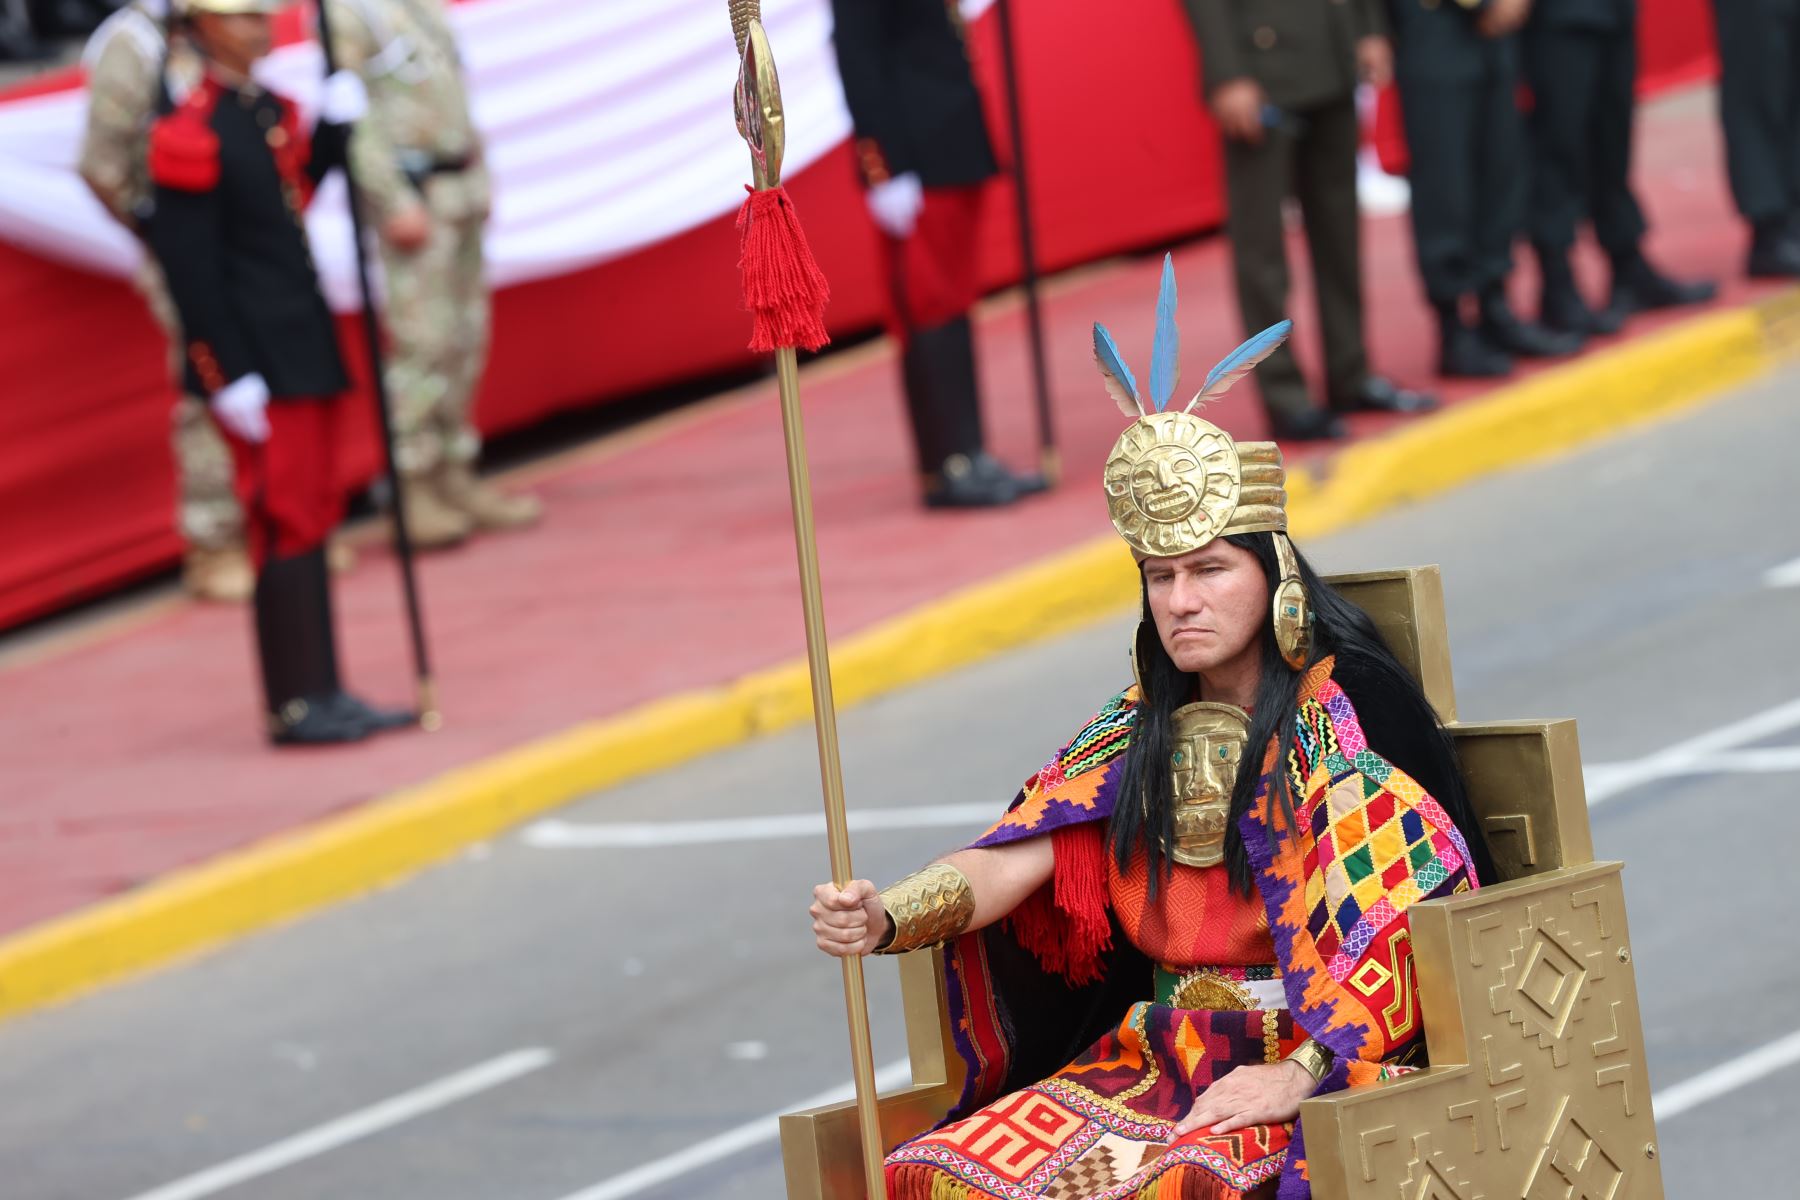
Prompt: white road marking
<box><xmin>1584</xmin><ymin>696</ymin><xmax>1800</xmax><ymax>805</ymax></box>
<box><xmin>117</xmin><ymin>1049</ymin><xmax>553</xmax><ymax>1200</ymax></box>
<box><xmin>1764</xmin><ymin>555</ymin><xmax>1800</xmax><ymax>588</ymax></box>
<box><xmin>1654</xmin><ymin>1029</ymin><xmax>1800</xmax><ymax>1121</ymax></box>
<box><xmin>560</xmin><ymin>1058</ymin><xmax>912</xmax><ymax>1200</ymax></box>
<box><xmin>522</xmin><ymin>802</ymin><xmax>995</xmax><ymax>849</ymax></box>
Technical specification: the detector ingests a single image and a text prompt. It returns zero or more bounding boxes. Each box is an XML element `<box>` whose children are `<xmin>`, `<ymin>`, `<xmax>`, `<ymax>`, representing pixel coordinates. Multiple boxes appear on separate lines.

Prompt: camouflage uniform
<box><xmin>78</xmin><ymin>6</ymin><xmax>246</xmax><ymax>559</ymax></box>
<box><xmin>328</xmin><ymin>0</ymin><xmax>489</xmax><ymax>476</ymax></box>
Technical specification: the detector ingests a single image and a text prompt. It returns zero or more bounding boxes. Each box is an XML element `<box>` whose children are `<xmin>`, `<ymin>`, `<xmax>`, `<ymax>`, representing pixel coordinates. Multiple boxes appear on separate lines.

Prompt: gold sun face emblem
<box><xmin>1104</xmin><ymin>413</ymin><xmax>1243</xmax><ymax>557</ymax></box>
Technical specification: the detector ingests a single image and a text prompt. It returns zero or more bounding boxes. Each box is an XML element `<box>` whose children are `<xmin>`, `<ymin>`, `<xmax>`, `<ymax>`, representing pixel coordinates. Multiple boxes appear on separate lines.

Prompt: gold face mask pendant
<box><xmin>1167</xmin><ymin>701</ymin><xmax>1250</xmax><ymax>867</ymax></box>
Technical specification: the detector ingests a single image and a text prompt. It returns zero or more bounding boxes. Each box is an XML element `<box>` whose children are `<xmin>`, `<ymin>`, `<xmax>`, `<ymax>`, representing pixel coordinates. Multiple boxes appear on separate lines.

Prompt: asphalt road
<box><xmin>3</xmin><ymin>364</ymin><xmax>1798</xmax><ymax>1200</ymax></box>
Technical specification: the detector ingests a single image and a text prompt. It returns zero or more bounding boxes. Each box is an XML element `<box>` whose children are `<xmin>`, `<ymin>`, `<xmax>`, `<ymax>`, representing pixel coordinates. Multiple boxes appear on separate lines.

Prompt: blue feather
<box><xmin>1186</xmin><ymin>320</ymin><xmax>1293</xmax><ymax>413</ymax></box>
<box><xmin>1093</xmin><ymin>322</ymin><xmax>1143</xmax><ymax>417</ymax></box>
<box><xmin>1148</xmin><ymin>254</ymin><xmax>1179</xmax><ymax>412</ymax></box>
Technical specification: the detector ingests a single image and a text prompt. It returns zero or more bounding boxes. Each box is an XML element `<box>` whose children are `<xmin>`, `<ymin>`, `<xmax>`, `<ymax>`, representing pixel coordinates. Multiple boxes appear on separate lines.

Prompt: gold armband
<box><xmin>1286</xmin><ymin>1038</ymin><xmax>1333</xmax><ymax>1083</ymax></box>
<box><xmin>873</xmin><ymin>863</ymin><xmax>975</xmax><ymax>955</ymax></box>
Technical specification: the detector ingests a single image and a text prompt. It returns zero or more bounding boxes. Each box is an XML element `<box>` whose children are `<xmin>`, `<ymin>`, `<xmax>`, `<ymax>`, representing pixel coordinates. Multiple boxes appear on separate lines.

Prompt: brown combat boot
<box><xmin>183</xmin><ymin>544</ymin><xmax>255</xmax><ymax>603</ymax></box>
<box><xmin>436</xmin><ymin>462</ymin><xmax>542</xmax><ymax>531</ymax></box>
<box><xmin>397</xmin><ymin>476</ymin><xmax>473</xmax><ymax>550</ymax></box>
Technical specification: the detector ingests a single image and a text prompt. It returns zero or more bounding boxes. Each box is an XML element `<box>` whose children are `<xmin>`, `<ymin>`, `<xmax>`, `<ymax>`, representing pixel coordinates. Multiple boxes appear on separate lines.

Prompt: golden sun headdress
<box><xmin>1098</xmin><ymin>256</ymin><xmax>1312</xmax><ymax>670</ymax></box>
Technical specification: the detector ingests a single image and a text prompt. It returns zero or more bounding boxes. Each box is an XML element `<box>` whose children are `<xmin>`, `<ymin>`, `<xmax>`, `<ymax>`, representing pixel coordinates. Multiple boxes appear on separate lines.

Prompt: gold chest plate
<box><xmin>1168</xmin><ymin>701</ymin><xmax>1250</xmax><ymax>868</ymax></box>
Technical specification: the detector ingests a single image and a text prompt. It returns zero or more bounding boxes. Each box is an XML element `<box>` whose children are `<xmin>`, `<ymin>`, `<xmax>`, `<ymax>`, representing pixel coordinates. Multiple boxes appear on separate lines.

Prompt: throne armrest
<box><xmin>779</xmin><ymin>949</ymin><xmax>963</xmax><ymax>1199</ymax></box>
<box><xmin>1299</xmin><ymin>863</ymin><xmax>1663</xmax><ymax>1200</ymax></box>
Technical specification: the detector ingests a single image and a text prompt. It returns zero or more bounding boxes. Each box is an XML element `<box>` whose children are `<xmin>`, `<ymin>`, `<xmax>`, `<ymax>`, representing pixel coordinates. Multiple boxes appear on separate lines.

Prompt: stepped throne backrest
<box><xmin>781</xmin><ymin>567</ymin><xmax>1665</xmax><ymax>1200</ymax></box>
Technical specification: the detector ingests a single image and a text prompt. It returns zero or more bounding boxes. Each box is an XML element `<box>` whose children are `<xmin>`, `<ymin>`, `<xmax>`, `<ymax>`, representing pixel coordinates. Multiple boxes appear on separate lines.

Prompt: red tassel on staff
<box><xmin>736</xmin><ymin>185</ymin><xmax>831</xmax><ymax>353</ymax></box>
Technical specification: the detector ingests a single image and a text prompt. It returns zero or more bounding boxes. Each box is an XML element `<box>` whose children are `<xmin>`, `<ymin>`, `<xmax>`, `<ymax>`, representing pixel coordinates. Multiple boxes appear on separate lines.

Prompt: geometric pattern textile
<box><xmin>887</xmin><ymin>1002</ymin><xmax>1301</xmax><ymax>1200</ymax></box>
<box><xmin>972</xmin><ymin>687</ymin><xmax>1140</xmax><ymax>849</ymax></box>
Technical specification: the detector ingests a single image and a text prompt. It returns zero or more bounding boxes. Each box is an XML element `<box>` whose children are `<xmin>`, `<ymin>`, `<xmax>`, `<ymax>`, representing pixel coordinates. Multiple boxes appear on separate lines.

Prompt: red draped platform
<box><xmin>0</xmin><ymin>0</ymin><xmax>1719</xmax><ymax>630</ymax></box>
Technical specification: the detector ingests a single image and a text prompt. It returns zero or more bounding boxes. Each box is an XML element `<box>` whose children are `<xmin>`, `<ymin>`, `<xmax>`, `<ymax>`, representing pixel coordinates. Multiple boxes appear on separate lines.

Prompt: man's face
<box><xmin>1143</xmin><ymin>540</ymin><xmax>1268</xmax><ymax>677</ymax></box>
<box><xmin>194</xmin><ymin>13</ymin><xmax>273</xmax><ymax>71</ymax></box>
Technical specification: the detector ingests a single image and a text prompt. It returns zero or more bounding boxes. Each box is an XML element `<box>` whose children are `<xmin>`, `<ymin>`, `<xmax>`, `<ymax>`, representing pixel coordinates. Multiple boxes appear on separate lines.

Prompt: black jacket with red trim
<box><xmin>145</xmin><ymin>73</ymin><xmax>351</xmax><ymax>401</ymax></box>
<box><xmin>828</xmin><ymin>0</ymin><xmax>999</xmax><ymax>189</ymax></box>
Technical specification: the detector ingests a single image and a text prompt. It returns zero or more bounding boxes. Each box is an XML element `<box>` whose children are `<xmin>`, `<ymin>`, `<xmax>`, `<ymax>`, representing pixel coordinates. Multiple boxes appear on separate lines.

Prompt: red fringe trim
<box><xmin>1132</xmin><ymin>1164</ymin><xmax>1242</xmax><ymax>1199</ymax></box>
<box><xmin>887</xmin><ymin>1163</ymin><xmax>998</xmax><ymax>1200</ymax></box>
<box><xmin>735</xmin><ymin>185</ymin><xmax>830</xmax><ymax>353</ymax></box>
<box><xmin>1005</xmin><ymin>823</ymin><xmax>1113</xmax><ymax>985</ymax></box>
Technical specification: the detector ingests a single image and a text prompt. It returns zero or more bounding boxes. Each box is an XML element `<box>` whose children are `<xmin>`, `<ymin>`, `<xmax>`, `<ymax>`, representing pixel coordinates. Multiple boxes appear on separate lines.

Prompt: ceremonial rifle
<box><xmin>313</xmin><ymin>0</ymin><xmax>440</xmax><ymax>731</ymax></box>
<box><xmin>727</xmin><ymin>3</ymin><xmax>887</xmax><ymax>1195</ymax></box>
<box><xmin>993</xmin><ymin>0</ymin><xmax>1058</xmax><ymax>486</ymax></box>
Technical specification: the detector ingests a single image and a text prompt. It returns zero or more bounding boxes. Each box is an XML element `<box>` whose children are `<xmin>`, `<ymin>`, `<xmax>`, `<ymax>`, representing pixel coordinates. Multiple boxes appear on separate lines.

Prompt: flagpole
<box><xmin>315</xmin><ymin>0</ymin><xmax>439</xmax><ymax>729</ymax></box>
<box><xmin>993</xmin><ymin>0</ymin><xmax>1058</xmax><ymax>486</ymax></box>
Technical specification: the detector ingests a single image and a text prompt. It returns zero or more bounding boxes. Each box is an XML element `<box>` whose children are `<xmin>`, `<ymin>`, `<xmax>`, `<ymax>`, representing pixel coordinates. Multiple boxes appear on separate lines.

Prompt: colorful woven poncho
<box><xmin>886</xmin><ymin>657</ymin><xmax>1479</xmax><ymax>1200</ymax></box>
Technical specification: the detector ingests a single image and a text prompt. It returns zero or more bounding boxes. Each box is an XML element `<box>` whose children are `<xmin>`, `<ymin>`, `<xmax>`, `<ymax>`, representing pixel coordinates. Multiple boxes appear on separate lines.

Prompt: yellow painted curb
<box><xmin>0</xmin><ymin>297</ymin><xmax>1789</xmax><ymax>1025</ymax></box>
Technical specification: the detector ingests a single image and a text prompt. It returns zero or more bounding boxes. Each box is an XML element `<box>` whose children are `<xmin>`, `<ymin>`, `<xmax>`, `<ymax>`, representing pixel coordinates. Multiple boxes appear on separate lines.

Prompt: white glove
<box><xmin>211</xmin><ymin>373</ymin><xmax>272</xmax><ymax>444</ymax></box>
<box><xmin>866</xmin><ymin>172</ymin><xmax>924</xmax><ymax>239</ymax></box>
<box><xmin>320</xmin><ymin>70</ymin><xmax>369</xmax><ymax>124</ymax></box>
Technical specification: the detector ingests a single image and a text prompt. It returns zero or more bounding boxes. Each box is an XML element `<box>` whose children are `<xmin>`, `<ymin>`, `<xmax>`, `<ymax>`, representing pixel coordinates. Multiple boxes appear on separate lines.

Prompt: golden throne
<box><xmin>780</xmin><ymin>567</ymin><xmax>1665</xmax><ymax>1200</ymax></box>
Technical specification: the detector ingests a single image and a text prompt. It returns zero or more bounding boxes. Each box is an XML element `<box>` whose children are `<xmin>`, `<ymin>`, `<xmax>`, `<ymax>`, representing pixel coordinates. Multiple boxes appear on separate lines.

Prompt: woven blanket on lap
<box><xmin>888</xmin><ymin>1001</ymin><xmax>1301</xmax><ymax>1200</ymax></box>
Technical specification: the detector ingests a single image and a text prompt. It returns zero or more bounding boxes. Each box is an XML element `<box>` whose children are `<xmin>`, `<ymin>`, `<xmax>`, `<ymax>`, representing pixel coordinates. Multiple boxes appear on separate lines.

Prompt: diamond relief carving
<box><xmin>1490</xmin><ymin>906</ymin><xmax>1606</xmax><ymax>1065</ymax></box>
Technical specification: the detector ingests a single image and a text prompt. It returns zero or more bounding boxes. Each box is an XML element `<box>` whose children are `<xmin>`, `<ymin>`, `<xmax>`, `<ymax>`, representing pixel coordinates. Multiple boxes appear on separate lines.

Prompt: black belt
<box><xmin>400</xmin><ymin>153</ymin><xmax>475</xmax><ymax>190</ymax></box>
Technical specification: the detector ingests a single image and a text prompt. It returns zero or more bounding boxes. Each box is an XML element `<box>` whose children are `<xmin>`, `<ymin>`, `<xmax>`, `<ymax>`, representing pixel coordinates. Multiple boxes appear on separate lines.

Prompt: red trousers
<box><xmin>880</xmin><ymin>184</ymin><xmax>987</xmax><ymax>339</ymax></box>
<box><xmin>220</xmin><ymin>399</ymin><xmax>343</xmax><ymax>567</ymax></box>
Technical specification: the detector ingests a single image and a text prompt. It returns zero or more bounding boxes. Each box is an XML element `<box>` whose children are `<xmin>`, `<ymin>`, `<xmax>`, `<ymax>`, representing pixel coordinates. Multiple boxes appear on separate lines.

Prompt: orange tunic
<box><xmin>1107</xmin><ymin>851</ymin><xmax>1274</xmax><ymax>970</ymax></box>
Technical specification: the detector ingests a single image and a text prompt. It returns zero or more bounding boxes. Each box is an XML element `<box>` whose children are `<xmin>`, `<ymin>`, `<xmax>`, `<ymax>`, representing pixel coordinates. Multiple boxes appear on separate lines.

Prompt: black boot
<box><xmin>254</xmin><ymin>550</ymin><xmax>372</xmax><ymax>745</ymax></box>
<box><xmin>900</xmin><ymin>317</ymin><xmax>1045</xmax><ymax>509</ymax></box>
<box><xmin>1747</xmin><ymin>218</ymin><xmax>1800</xmax><ymax>278</ymax></box>
<box><xmin>1536</xmin><ymin>247</ymin><xmax>1621</xmax><ymax>337</ymax></box>
<box><xmin>1437</xmin><ymin>300</ymin><xmax>1513</xmax><ymax>379</ymax></box>
<box><xmin>1327</xmin><ymin>375</ymin><xmax>1439</xmax><ymax>416</ymax></box>
<box><xmin>301</xmin><ymin>553</ymin><xmax>417</xmax><ymax>734</ymax></box>
<box><xmin>1268</xmin><ymin>408</ymin><xmax>1348</xmax><ymax>441</ymax></box>
<box><xmin>1606</xmin><ymin>249</ymin><xmax>1716</xmax><ymax>320</ymax></box>
<box><xmin>1478</xmin><ymin>286</ymin><xmax>1584</xmax><ymax>358</ymax></box>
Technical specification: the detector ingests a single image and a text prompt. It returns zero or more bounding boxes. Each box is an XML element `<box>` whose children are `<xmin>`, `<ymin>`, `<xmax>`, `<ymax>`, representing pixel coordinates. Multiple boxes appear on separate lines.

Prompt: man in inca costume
<box><xmin>810</xmin><ymin>258</ymin><xmax>1495</xmax><ymax>1199</ymax></box>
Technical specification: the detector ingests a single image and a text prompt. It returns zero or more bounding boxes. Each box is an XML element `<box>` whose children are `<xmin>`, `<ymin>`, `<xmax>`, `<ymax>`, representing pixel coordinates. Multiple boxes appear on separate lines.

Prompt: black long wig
<box><xmin>1109</xmin><ymin>532</ymin><xmax>1497</xmax><ymax>895</ymax></box>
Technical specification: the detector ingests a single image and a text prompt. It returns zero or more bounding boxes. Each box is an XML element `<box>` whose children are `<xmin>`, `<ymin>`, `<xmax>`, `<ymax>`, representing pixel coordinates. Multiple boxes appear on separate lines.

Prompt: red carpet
<box><xmin>0</xmin><ymin>89</ymin><xmax>1780</xmax><ymax>938</ymax></box>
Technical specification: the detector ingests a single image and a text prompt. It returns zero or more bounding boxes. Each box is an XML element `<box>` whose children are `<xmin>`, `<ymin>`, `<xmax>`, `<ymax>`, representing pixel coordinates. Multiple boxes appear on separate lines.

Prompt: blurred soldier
<box><xmin>324</xmin><ymin>0</ymin><xmax>539</xmax><ymax>549</ymax></box>
<box><xmin>828</xmin><ymin>0</ymin><xmax>1044</xmax><ymax>508</ymax></box>
<box><xmin>1713</xmin><ymin>0</ymin><xmax>1800</xmax><ymax>277</ymax></box>
<box><xmin>1182</xmin><ymin>0</ymin><xmax>1439</xmax><ymax>442</ymax></box>
<box><xmin>1387</xmin><ymin>0</ymin><xmax>1580</xmax><ymax>376</ymax></box>
<box><xmin>79</xmin><ymin>0</ymin><xmax>256</xmax><ymax>603</ymax></box>
<box><xmin>1523</xmin><ymin>0</ymin><xmax>1714</xmax><ymax>335</ymax></box>
<box><xmin>145</xmin><ymin>0</ymin><xmax>411</xmax><ymax>744</ymax></box>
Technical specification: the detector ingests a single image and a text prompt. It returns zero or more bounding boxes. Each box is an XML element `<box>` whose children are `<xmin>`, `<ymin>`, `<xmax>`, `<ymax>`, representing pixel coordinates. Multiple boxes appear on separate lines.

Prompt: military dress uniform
<box><xmin>144</xmin><ymin>34</ymin><xmax>410</xmax><ymax>745</ymax></box>
<box><xmin>1386</xmin><ymin>0</ymin><xmax>1579</xmax><ymax>375</ymax></box>
<box><xmin>77</xmin><ymin>2</ymin><xmax>256</xmax><ymax>602</ymax></box>
<box><xmin>829</xmin><ymin>0</ymin><xmax>1042</xmax><ymax>508</ymax></box>
<box><xmin>1522</xmin><ymin>0</ymin><xmax>1714</xmax><ymax>333</ymax></box>
<box><xmin>1713</xmin><ymin>0</ymin><xmax>1800</xmax><ymax>275</ymax></box>
<box><xmin>325</xmin><ymin>0</ymin><xmax>538</xmax><ymax>549</ymax></box>
<box><xmin>1182</xmin><ymin>0</ymin><xmax>1437</xmax><ymax>441</ymax></box>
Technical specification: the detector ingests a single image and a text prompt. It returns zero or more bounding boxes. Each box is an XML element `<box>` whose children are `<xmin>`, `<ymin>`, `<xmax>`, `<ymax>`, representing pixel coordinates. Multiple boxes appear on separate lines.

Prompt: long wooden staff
<box><xmin>315</xmin><ymin>0</ymin><xmax>440</xmax><ymax>730</ymax></box>
<box><xmin>727</xmin><ymin>4</ymin><xmax>887</xmax><ymax>1196</ymax></box>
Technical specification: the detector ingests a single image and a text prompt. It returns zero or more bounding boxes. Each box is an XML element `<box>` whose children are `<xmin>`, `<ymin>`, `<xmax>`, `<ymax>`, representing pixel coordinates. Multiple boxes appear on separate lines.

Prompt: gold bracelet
<box><xmin>873</xmin><ymin>863</ymin><xmax>975</xmax><ymax>955</ymax></box>
<box><xmin>1286</xmin><ymin>1037</ymin><xmax>1333</xmax><ymax>1083</ymax></box>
